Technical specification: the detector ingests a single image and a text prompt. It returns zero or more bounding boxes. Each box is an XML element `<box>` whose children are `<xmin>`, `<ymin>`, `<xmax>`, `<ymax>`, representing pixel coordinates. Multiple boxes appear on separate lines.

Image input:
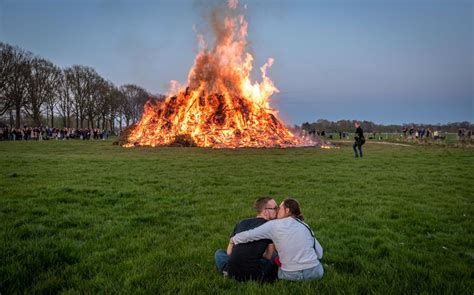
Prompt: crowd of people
<box><xmin>0</xmin><ymin>127</ymin><xmax>110</xmax><ymax>141</ymax></box>
<box><xmin>402</xmin><ymin>127</ymin><xmax>439</xmax><ymax>140</ymax></box>
<box><xmin>399</xmin><ymin>126</ymin><xmax>473</xmax><ymax>141</ymax></box>
<box><xmin>302</xmin><ymin>126</ymin><xmax>472</xmax><ymax>142</ymax></box>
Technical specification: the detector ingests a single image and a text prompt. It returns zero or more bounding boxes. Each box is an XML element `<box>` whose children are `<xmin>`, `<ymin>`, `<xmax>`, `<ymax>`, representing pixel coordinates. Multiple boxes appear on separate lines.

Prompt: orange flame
<box><xmin>125</xmin><ymin>0</ymin><xmax>305</xmax><ymax>148</ymax></box>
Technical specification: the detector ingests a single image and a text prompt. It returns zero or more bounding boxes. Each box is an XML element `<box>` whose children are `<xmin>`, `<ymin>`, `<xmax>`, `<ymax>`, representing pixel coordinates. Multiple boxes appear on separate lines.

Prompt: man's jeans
<box><xmin>214</xmin><ymin>249</ymin><xmax>229</xmax><ymax>274</ymax></box>
<box><xmin>278</xmin><ymin>263</ymin><xmax>324</xmax><ymax>281</ymax></box>
<box><xmin>214</xmin><ymin>249</ymin><xmax>277</xmax><ymax>279</ymax></box>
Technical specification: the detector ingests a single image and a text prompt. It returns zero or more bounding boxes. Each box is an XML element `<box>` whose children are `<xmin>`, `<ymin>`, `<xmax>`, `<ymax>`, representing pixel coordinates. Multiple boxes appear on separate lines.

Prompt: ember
<box><xmin>124</xmin><ymin>0</ymin><xmax>308</xmax><ymax>148</ymax></box>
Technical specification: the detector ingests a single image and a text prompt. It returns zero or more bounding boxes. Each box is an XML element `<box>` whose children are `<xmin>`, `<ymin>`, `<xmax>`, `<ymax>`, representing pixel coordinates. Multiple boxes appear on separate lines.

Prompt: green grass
<box><xmin>0</xmin><ymin>140</ymin><xmax>473</xmax><ymax>294</ymax></box>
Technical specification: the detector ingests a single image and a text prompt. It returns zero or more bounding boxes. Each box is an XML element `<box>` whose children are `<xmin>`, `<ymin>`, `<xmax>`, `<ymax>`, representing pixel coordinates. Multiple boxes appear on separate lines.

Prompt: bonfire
<box><xmin>124</xmin><ymin>0</ymin><xmax>310</xmax><ymax>148</ymax></box>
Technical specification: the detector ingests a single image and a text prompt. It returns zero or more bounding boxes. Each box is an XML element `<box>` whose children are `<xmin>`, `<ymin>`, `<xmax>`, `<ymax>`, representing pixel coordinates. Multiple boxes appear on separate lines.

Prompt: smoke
<box><xmin>187</xmin><ymin>0</ymin><xmax>251</xmax><ymax>97</ymax></box>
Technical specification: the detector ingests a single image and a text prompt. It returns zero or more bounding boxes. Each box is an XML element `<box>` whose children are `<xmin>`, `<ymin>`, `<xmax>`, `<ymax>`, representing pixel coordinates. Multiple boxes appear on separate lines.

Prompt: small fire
<box><xmin>125</xmin><ymin>0</ymin><xmax>306</xmax><ymax>148</ymax></box>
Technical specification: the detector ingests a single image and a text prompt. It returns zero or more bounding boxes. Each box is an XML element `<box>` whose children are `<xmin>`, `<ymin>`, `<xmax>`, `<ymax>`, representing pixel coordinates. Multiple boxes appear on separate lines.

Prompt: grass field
<box><xmin>0</xmin><ymin>140</ymin><xmax>473</xmax><ymax>294</ymax></box>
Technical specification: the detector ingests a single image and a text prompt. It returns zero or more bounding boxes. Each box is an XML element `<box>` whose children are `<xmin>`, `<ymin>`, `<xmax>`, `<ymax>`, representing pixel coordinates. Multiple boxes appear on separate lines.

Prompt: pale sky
<box><xmin>1</xmin><ymin>0</ymin><xmax>473</xmax><ymax>124</ymax></box>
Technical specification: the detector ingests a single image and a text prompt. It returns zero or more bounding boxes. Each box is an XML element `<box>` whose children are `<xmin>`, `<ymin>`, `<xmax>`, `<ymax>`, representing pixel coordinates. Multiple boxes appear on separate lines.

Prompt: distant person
<box><xmin>409</xmin><ymin>127</ymin><xmax>415</xmax><ymax>140</ymax></box>
<box><xmin>231</xmin><ymin>198</ymin><xmax>324</xmax><ymax>281</ymax></box>
<box><xmin>214</xmin><ymin>197</ymin><xmax>278</xmax><ymax>282</ymax></box>
<box><xmin>458</xmin><ymin>128</ymin><xmax>465</xmax><ymax>140</ymax></box>
<box><xmin>353</xmin><ymin>122</ymin><xmax>365</xmax><ymax>158</ymax></box>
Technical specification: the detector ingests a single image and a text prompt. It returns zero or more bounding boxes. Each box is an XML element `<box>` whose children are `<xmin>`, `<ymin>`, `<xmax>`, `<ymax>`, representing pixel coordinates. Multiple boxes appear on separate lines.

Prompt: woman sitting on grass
<box><xmin>231</xmin><ymin>198</ymin><xmax>324</xmax><ymax>281</ymax></box>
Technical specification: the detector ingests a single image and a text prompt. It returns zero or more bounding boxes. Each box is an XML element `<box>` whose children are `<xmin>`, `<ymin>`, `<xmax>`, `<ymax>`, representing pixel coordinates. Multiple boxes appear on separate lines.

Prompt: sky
<box><xmin>1</xmin><ymin>0</ymin><xmax>473</xmax><ymax>125</ymax></box>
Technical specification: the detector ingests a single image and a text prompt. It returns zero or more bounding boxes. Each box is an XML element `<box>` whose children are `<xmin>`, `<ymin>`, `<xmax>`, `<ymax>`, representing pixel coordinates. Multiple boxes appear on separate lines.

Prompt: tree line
<box><xmin>299</xmin><ymin>119</ymin><xmax>473</xmax><ymax>134</ymax></box>
<box><xmin>0</xmin><ymin>42</ymin><xmax>164</xmax><ymax>130</ymax></box>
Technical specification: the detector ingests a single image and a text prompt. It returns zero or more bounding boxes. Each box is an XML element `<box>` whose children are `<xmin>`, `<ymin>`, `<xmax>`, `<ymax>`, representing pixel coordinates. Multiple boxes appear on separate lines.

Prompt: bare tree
<box><xmin>84</xmin><ymin>72</ymin><xmax>106</xmax><ymax>129</ymax></box>
<box><xmin>109</xmin><ymin>86</ymin><xmax>124</xmax><ymax>132</ymax></box>
<box><xmin>94</xmin><ymin>80</ymin><xmax>116</xmax><ymax>130</ymax></box>
<box><xmin>65</xmin><ymin>66</ymin><xmax>84</xmax><ymax>128</ymax></box>
<box><xmin>2</xmin><ymin>43</ymin><xmax>161</xmax><ymax>131</ymax></box>
<box><xmin>94</xmin><ymin>79</ymin><xmax>107</xmax><ymax>129</ymax></box>
<box><xmin>0</xmin><ymin>43</ymin><xmax>15</xmax><ymax>115</ymax></box>
<box><xmin>0</xmin><ymin>43</ymin><xmax>31</xmax><ymax>127</ymax></box>
<box><xmin>65</xmin><ymin>65</ymin><xmax>98</xmax><ymax>128</ymax></box>
<box><xmin>24</xmin><ymin>57</ymin><xmax>61</xmax><ymax>126</ymax></box>
<box><xmin>120</xmin><ymin>84</ymin><xmax>149</xmax><ymax>127</ymax></box>
<box><xmin>56</xmin><ymin>70</ymin><xmax>73</xmax><ymax>128</ymax></box>
<box><xmin>45</xmin><ymin>68</ymin><xmax>62</xmax><ymax>127</ymax></box>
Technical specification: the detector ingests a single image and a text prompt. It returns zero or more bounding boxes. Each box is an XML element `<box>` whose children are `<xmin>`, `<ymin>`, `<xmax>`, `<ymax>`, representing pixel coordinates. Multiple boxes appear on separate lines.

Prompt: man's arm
<box><xmin>226</xmin><ymin>224</ymin><xmax>238</xmax><ymax>256</ymax></box>
<box><xmin>226</xmin><ymin>238</ymin><xmax>234</xmax><ymax>256</ymax></box>
<box><xmin>262</xmin><ymin>243</ymin><xmax>275</xmax><ymax>260</ymax></box>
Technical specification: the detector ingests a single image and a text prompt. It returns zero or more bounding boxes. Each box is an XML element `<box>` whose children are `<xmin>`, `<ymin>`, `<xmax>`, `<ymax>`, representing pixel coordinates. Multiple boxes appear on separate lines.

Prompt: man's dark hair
<box><xmin>283</xmin><ymin>198</ymin><xmax>304</xmax><ymax>221</ymax></box>
<box><xmin>254</xmin><ymin>196</ymin><xmax>274</xmax><ymax>213</ymax></box>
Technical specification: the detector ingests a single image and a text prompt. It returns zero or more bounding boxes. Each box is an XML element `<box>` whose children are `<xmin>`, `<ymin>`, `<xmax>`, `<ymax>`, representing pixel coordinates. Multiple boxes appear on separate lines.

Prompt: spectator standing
<box><xmin>353</xmin><ymin>122</ymin><xmax>365</xmax><ymax>158</ymax></box>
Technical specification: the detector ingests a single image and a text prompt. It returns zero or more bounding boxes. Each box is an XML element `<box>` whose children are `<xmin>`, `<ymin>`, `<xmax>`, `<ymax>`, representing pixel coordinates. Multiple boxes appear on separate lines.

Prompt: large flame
<box><xmin>125</xmin><ymin>0</ymin><xmax>305</xmax><ymax>148</ymax></box>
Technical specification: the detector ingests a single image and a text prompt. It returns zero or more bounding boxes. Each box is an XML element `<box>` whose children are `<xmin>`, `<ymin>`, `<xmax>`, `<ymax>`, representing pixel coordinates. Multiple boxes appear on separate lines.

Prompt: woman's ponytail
<box><xmin>283</xmin><ymin>198</ymin><xmax>304</xmax><ymax>221</ymax></box>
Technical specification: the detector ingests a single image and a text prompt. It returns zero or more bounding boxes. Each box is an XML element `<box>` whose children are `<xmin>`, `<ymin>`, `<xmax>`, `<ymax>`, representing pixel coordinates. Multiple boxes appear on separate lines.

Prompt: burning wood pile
<box><xmin>124</xmin><ymin>0</ymin><xmax>309</xmax><ymax>148</ymax></box>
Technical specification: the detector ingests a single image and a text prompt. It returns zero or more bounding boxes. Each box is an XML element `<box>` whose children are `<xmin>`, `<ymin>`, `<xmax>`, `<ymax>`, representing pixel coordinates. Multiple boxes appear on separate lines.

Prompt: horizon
<box><xmin>1</xmin><ymin>0</ymin><xmax>472</xmax><ymax>125</ymax></box>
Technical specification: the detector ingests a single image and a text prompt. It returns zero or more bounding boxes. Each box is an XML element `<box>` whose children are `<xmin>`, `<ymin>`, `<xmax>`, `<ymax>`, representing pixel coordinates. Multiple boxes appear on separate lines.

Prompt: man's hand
<box><xmin>263</xmin><ymin>243</ymin><xmax>275</xmax><ymax>260</ymax></box>
<box><xmin>226</xmin><ymin>238</ymin><xmax>234</xmax><ymax>256</ymax></box>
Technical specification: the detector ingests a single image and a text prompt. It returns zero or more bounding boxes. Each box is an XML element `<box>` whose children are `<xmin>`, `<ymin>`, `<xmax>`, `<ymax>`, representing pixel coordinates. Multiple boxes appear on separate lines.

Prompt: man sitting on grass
<box><xmin>214</xmin><ymin>197</ymin><xmax>278</xmax><ymax>282</ymax></box>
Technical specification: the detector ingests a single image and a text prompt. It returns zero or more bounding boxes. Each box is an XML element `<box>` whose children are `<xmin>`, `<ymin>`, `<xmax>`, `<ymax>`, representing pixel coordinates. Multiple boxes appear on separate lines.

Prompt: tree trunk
<box><xmin>90</xmin><ymin>116</ymin><xmax>95</xmax><ymax>129</ymax></box>
<box><xmin>33</xmin><ymin>112</ymin><xmax>41</xmax><ymax>127</ymax></box>
<box><xmin>15</xmin><ymin>101</ymin><xmax>21</xmax><ymax>128</ymax></box>
<box><xmin>50</xmin><ymin>106</ymin><xmax>54</xmax><ymax>127</ymax></box>
<box><xmin>9</xmin><ymin>110</ymin><xmax>14</xmax><ymax>127</ymax></box>
<box><xmin>110</xmin><ymin>116</ymin><xmax>115</xmax><ymax>133</ymax></box>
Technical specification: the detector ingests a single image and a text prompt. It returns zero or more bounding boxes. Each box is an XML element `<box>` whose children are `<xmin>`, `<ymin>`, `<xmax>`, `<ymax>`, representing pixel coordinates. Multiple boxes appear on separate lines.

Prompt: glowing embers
<box><xmin>125</xmin><ymin>87</ymin><xmax>303</xmax><ymax>148</ymax></box>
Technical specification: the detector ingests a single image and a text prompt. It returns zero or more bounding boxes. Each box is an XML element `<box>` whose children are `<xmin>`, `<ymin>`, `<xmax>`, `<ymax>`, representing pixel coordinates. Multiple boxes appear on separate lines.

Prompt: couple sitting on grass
<box><xmin>214</xmin><ymin>197</ymin><xmax>323</xmax><ymax>282</ymax></box>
